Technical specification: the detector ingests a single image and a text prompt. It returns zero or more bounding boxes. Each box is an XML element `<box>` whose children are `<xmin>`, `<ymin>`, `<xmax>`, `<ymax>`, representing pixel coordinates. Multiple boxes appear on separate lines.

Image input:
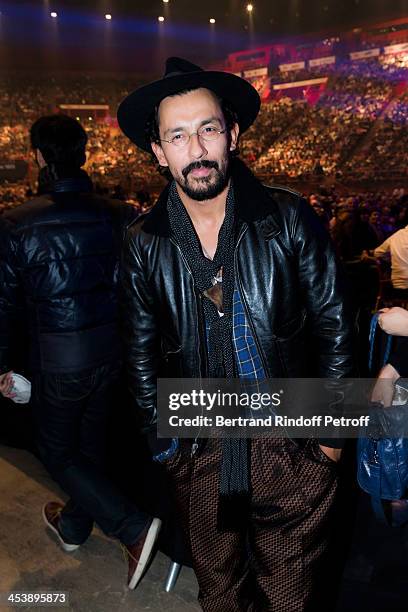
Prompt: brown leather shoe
<box><xmin>42</xmin><ymin>501</ymin><xmax>81</xmax><ymax>552</ymax></box>
<box><xmin>123</xmin><ymin>518</ymin><xmax>162</xmax><ymax>589</ymax></box>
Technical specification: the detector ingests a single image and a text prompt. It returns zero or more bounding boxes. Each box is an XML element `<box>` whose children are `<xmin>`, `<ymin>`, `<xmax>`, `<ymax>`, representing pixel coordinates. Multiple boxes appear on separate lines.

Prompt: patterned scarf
<box><xmin>167</xmin><ymin>180</ymin><xmax>250</xmax><ymax>528</ymax></box>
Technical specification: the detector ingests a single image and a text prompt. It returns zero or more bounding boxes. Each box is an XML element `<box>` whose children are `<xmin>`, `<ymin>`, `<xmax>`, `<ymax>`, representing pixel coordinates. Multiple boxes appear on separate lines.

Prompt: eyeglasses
<box><xmin>160</xmin><ymin>125</ymin><xmax>227</xmax><ymax>148</ymax></box>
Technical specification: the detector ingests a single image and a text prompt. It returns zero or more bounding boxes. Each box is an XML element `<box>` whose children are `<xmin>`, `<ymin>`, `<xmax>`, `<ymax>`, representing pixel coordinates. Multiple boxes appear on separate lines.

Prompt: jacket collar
<box><xmin>38</xmin><ymin>168</ymin><xmax>93</xmax><ymax>195</ymax></box>
<box><xmin>53</xmin><ymin>174</ymin><xmax>93</xmax><ymax>194</ymax></box>
<box><xmin>141</xmin><ymin>158</ymin><xmax>280</xmax><ymax>238</ymax></box>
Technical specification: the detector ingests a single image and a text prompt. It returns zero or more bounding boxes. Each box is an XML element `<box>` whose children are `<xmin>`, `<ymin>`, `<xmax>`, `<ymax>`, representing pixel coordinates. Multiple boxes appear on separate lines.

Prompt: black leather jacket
<box><xmin>0</xmin><ymin>176</ymin><xmax>137</xmax><ymax>374</ymax></box>
<box><xmin>121</xmin><ymin>160</ymin><xmax>353</xmax><ymax>432</ymax></box>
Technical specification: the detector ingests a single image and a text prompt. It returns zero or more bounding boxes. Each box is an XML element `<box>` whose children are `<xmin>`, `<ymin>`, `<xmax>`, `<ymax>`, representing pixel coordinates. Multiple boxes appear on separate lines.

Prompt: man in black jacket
<box><xmin>117</xmin><ymin>58</ymin><xmax>354</xmax><ymax>611</ymax></box>
<box><xmin>0</xmin><ymin>115</ymin><xmax>160</xmax><ymax>589</ymax></box>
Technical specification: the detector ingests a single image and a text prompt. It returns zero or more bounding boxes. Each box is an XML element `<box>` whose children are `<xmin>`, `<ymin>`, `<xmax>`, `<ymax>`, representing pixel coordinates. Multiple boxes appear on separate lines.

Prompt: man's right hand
<box><xmin>0</xmin><ymin>371</ymin><xmax>16</xmax><ymax>398</ymax></box>
<box><xmin>146</xmin><ymin>429</ymin><xmax>173</xmax><ymax>458</ymax></box>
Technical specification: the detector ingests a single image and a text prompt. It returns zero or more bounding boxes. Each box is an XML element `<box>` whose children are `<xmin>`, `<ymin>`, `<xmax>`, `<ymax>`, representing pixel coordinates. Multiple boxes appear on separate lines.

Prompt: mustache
<box><xmin>182</xmin><ymin>160</ymin><xmax>219</xmax><ymax>179</ymax></box>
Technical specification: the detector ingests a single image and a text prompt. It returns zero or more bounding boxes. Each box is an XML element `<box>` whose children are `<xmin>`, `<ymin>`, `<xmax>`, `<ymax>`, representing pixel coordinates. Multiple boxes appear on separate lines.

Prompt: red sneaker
<box><xmin>42</xmin><ymin>501</ymin><xmax>81</xmax><ymax>552</ymax></box>
<box><xmin>123</xmin><ymin>518</ymin><xmax>162</xmax><ymax>589</ymax></box>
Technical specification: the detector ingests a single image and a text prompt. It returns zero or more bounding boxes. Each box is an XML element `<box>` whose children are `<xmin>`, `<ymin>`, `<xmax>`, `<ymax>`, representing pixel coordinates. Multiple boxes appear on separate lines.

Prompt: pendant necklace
<box><xmin>201</xmin><ymin>245</ymin><xmax>222</xmax><ymax>286</ymax></box>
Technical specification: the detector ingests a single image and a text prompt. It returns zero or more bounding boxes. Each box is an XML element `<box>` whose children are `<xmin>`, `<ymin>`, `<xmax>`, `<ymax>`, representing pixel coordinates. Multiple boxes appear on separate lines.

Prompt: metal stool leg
<box><xmin>164</xmin><ymin>560</ymin><xmax>182</xmax><ymax>592</ymax></box>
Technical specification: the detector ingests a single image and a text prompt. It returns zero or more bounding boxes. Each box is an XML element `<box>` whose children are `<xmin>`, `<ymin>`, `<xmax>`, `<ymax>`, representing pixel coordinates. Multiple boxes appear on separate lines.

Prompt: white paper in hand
<box><xmin>10</xmin><ymin>373</ymin><xmax>31</xmax><ymax>404</ymax></box>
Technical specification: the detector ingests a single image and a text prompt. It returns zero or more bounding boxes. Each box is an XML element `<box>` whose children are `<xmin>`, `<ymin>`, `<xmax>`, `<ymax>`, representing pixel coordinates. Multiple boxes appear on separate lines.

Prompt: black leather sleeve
<box><xmin>120</xmin><ymin>225</ymin><xmax>160</xmax><ymax>432</ymax></box>
<box><xmin>292</xmin><ymin>199</ymin><xmax>354</xmax><ymax>450</ymax></box>
<box><xmin>292</xmin><ymin>197</ymin><xmax>354</xmax><ymax>379</ymax></box>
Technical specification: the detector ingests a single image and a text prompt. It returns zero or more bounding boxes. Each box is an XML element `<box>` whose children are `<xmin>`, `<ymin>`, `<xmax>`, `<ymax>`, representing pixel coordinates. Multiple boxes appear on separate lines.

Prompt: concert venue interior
<box><xmin>0</xmin><ymin>1</ymin><xmax>407</xmax><ymax>610</ymax></box>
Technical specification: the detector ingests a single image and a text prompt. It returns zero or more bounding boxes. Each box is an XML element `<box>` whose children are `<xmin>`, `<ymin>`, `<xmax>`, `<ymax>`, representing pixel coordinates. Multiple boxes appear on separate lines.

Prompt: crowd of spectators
<box><xmin>0</xmin><ymin>54</ymin><xmax>406</xmax><ymax>214</ymax></box>
<box><xmin>252</xmin><ymin>58</ymin><xmax>407</xmax><ymax>180</ymax></box>
<box><xmin>0</xmin><ymin>125</ymin><xmax>28</xmax><ymax>160</ymax></box>
<box><xmin>269</xmin><ymin>61</ymin><xmax>337</xmax><ymax>85</ymax></box>
<box><xmin>307</xmin><ymin>187</ymin><xmax>407</xmax><ymax>254</ymax></box>
<box><xmin>85</xmin><ymin>124</ymin><xmax>160</xmax><ymax>194</ymax></box>
<box><xmin>0</xmin><ymin>71</ymin><xmax>166</xmax><ymax>209</ymax></box>
<box><xmin>240</xmin><ymin>97</ymin><xmax>300</xmax><ymax>162</ymax></box>
<box><xmin>311</xmin><ymin>185</ymin><xmax>408</xmax><ymax>373</ymax></box>
<box><xmin>0</xmin><ymin>183</ymin><xmax>29</xmax><ymax>214</ymax></box>
<box><xmin>345</xmin><ymin>88</ymin><xmax>408</xmax><ymax>180</ymax></box>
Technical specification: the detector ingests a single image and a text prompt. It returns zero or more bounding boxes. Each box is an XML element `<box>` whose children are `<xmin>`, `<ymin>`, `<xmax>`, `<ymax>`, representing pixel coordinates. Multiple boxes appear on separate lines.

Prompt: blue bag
<box><xmin>357</xmin><ymin>312</ymin><xmax>408</xmax><ymax>524</ymax></box>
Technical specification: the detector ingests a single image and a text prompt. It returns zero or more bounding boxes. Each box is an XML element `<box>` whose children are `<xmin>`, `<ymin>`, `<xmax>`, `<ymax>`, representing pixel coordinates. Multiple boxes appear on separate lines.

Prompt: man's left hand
<box><xmin>319</xmin><ymin>445</ymin><xmax>342</xmax><ymax>463</ymax></box>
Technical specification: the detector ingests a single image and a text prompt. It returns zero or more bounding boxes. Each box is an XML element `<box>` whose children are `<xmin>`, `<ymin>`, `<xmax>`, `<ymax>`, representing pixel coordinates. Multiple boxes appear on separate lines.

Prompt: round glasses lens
<box><xmin>172</xmin><ymin>134</ymin><xmax>188</xmax><ymax>146</ymax></box>
<box><xmin>199</xmin><ymin>127</ymin><xmax>220</xmax><ymax>141</ymax></box>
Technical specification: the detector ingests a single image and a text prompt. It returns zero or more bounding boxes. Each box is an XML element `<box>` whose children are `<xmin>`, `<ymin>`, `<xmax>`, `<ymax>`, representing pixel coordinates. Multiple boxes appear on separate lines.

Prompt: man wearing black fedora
<box><xmin>118</xmin><ymin>57</ymin><xmax>353</xmax><ymax>611</ymax></box>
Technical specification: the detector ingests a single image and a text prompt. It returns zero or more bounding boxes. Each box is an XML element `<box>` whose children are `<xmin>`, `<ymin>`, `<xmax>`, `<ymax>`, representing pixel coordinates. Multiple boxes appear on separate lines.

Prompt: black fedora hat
<box><xmin>117</xmin><ymin>56</ymin><xmax>261</xmax><ymax>152</ymax></box>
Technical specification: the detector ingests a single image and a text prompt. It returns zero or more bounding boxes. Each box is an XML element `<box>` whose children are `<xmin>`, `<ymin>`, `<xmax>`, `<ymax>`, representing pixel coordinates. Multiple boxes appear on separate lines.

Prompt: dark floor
<box><xmin>1</xmin><ymin>435</ymin><xmax>408</xmax><ymax>611</ymax></box>
<box><xmin>336</xmin><ymin>491</ymin><xmax>408</xmax><ymax>612</ymax></box>
<box><xmin>0</xmin><ymin>445</ymin><xmax>200</xmax><ymax>612</ymax></box>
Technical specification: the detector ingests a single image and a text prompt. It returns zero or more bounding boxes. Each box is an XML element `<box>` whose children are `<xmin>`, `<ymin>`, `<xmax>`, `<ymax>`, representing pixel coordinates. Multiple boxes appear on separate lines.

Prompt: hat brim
<box><xmin>117</xmin><ymin>70</ymin><xmax>261</xmax><ymax>152</ymax></box>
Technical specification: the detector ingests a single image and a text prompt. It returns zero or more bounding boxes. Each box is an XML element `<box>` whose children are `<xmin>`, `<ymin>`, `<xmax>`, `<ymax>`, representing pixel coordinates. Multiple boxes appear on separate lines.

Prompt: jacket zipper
<box><xmin>234</xmin><ymin>225</ymin><xmax>271</xmax><ymax>378</ymax></box>
<box><xmin>169</xmin><ymin>237</ymin><xmax>204</xmax><ymax>457</ymax></box>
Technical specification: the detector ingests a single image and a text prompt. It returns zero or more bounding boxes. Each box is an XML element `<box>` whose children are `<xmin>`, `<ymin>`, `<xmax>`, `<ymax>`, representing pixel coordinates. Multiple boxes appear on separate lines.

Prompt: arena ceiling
<box><xmin>16</xmin><ymin>0</ymin><xmax>407</xmax><ymax>33</ymax></box>
<box><xmin>1</xmin><ymin>0</ymin><xmax>407</xmax><ymax>75</ymax></box>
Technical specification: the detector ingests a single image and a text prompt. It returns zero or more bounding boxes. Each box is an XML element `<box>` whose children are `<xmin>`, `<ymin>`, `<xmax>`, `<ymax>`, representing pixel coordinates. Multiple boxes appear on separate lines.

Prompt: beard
<box><xmin>176</xmin><ymin>159</ymin><xmax>229</xmax><ymax>202</ymax></box>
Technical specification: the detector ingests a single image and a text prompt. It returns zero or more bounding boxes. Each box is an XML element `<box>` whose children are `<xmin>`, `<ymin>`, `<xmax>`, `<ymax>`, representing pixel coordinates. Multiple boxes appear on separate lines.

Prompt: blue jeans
<box><xmin>33</xmin><ymin>362</ymin><xmax>149</xmax><ymax>545</ymax></box>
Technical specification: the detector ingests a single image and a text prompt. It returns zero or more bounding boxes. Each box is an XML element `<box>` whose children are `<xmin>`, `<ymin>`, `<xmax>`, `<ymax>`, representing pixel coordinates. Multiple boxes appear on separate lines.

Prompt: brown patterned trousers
<box><xmin>163</xmin><ymin>437</ymin><xmax>340</xmax><ymax>612</ymax></box>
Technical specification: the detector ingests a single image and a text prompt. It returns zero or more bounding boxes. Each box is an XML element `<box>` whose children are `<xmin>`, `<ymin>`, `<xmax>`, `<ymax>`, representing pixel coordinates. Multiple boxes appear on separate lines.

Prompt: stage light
<box><xmin>105</xmin><ymin>14</ymin><xmax>112</xmax><ymax>20</ymax></box>
<box><xmin>50</xmin><ymin>11</ymin><xmax>58</xmax><ymax>18</ymax></box>
<box><xmin>209</xmin><ymin>18</ymin><xmax>216</xmax><ymax>24</ymax></box>
<box><xmin>158</xmin><ymin>16</ymin><xmax>165</xmax><ymax>22</ymax></box>
<box><xmin>163</xmin><ymin>0</ymin><xmax>169</xmax><ymax>3</ymax></box>
<box><xmin>88</xmin><ymin>117</ymin><xmax>93</xmax><ymax>121</ymax></box>
<box><xmin>246</xmin><ymin>3</ymin><xmax>253</xmax><ymax>12</ymax></box>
